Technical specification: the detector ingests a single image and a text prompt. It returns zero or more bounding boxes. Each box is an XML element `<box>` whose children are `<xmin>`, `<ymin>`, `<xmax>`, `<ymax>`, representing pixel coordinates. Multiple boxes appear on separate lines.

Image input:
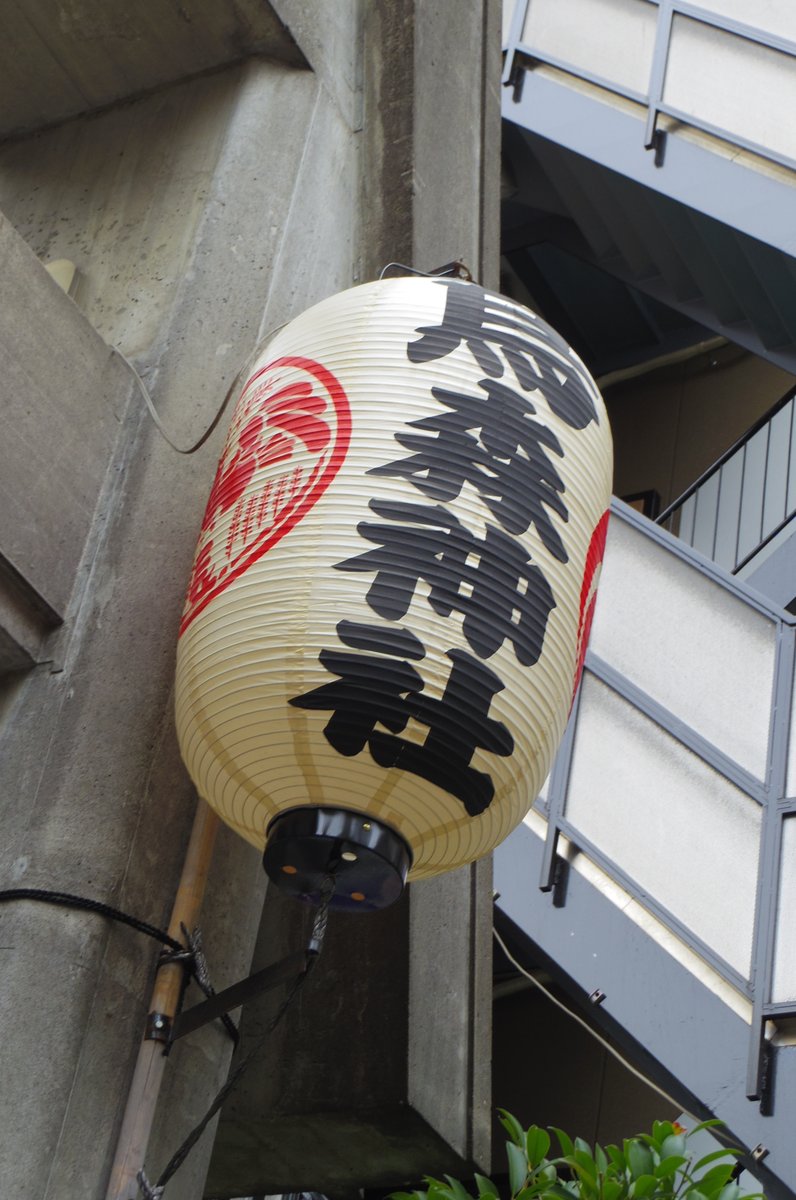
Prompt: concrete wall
<box><xmin>0</xmin><ymin>51</ymin><xmax>357</xmax><ymax>1200</ymax></box>
<box><xmin>0</xmin><ymin>212</ymin><xmax>134</xmax><ymax>672</ymax></box>
<box><xmin>0</xmin><ymin>2</ymin><xmax>502</xmax><ymax>1197</ymax></box>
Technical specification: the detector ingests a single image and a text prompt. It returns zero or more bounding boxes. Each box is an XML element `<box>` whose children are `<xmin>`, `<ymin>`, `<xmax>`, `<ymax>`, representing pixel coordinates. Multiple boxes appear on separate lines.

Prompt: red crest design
<box><xmin>180</xmin><ymin>355</ymin><xmax>351</xmax><ymax>635</ymax></box>
<box><xmin>571</xmin><ymin>509</ymin><xmax>610</xmax><ymax>706</ymax></box>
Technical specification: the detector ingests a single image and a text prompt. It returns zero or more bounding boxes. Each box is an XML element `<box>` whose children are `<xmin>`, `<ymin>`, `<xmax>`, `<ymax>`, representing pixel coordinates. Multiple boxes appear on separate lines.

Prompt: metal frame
<box><xmin>659</xmin><ymin>386</ymin><xmax>796</xmax><ymax>578</ymax></box>
<box><xmin>536</xmin><ymin>501</ymin><xmax>796</xmax><ymax>1109</ymax></box>
<box><xmin>503</xmin><ymin>0</ymin><xmax>796</xmax><ymax>175</ymax></box>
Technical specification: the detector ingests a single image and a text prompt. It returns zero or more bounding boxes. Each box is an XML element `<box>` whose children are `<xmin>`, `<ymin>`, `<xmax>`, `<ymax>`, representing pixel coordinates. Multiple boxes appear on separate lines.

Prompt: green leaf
<box><xmin>551</xmin><ymin>1127</ymin><xmax>575</xmax><ymax>1158</ymax></box>
<box><xmin>687</xmin><ymin>1120</ymin><xmax>725</xmax><ymax>1136</ymax></box>
<box><xmin>594</xmin><ymin>1143</ymin><xmax>608</xmax><ymax>1176</ymax></box>
<box><xmin>500</xmin><ymin>1110</ymin><xmax>527</xmax><ymax>1148</ymax></box>
<box><xmin>629</xmin><ymin>1174</ymin><xmax>658</xmax><ymax>1198</ymax></box>
<box><xmin>605</xmin><ymin>1145</ymin><xmax>625</xmax><ymax>1170</ymax></box>
<box><xmin>694</xmin><ymin>1165</ymin><xmax>734</xmax><ymax>1195</ymax></box>
<box><xmin>474</xmin><ymin>1174</ymin><xmax>499</xmax><ymax>1199</ymax></box>
<box><xmin>508</xmin><ymin>1140</ymin><xmax>530</xmax><ymax>1195</ymax></box>
<box><xmin>573</xmin><ymin>1149</ymin><xmax>598</xmax><ymax>1183</ymax></box>
<box><xmin>653</xmin><ymin>1121</ymin><xmax>674</xmax><ymax>1146</ymax></box>
<box><xmin>516</xmin><ymin>1185</ymin><xmax>547</xmax><ymax>1200</ymax></box>
<box><xmin>527</xmin><ymin>1126</ymin><xmax>552</xmax><ymax>1168</ymax></box>
<box><xmin>717</xmin><ymin>1185</ymin><xmax>741</xmax><ymax>1200</ymax></box>
<box><xmin>693</xmin><ymin>1150</ymin><xmax>740</xmax><ymax>1172</ymax></box>
<box><xmin>443</xmin><ymin>1175</ymin><xmax>472</xmax><ymax>1200</ymax></box>
<box><xmin>660</xmin><ymin>1134</ymin><xmax>687</xmax><ymax>1161</ymax></box>
<box><xmin>540</xmin><ymin>1186</ymin><xmax>578</xmax><ymax>1200</ymax></box>
<box><xmin>655</xmin><ymin>1155</ymin><xmax>688</xmax><ymax>1179</ymax></box>
<box><xmin>627</xmin><ymin>1141</ymin><xmax>654</xmax><ymax>1180</ymax></box>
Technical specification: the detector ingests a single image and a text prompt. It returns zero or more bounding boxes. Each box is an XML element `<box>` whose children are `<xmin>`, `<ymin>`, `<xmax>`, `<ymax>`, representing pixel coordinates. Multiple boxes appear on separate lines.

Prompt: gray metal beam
<box><xmin>502</xmin><ymin>69</ymin><xmax>796</xmax><ymax>260</ymax></box>
<box><xmin>495</xmin><ymin>822</ymin><xmax>796</xmax><ymax>1200</ymax></box>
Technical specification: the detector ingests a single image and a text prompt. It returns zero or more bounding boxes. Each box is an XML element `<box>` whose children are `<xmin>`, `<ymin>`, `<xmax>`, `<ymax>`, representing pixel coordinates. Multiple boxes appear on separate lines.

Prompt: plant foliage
<box><xmin>391</xmin><ymin>1112</ymin><xmax>763</xmax><ymax>1200</ymax></box>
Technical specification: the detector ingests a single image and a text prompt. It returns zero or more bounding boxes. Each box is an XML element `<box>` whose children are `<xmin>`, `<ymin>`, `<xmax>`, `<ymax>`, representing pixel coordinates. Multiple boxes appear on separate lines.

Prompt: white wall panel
<box><xmin>772</xmin><ymin>816</ymin><xmax>796</xmax><ymax>1002</ymax></box>
<box><xmin>591</xmin><ymin>518</ymin><xmax>776</xmax><ymax>779</ymax></box>
<box><xmin>565</xmin><ymin>676</ymin><xmax>761</xmax><ymax>977</ymax></box>
<box><xmin>666</xmin><ymin>17</ymin><xmax>796</xmax><ymax>164</ymax></box>
<box><xmin>522</xmin><ymin>0</ymin><xmax>656</xmax><ymax>95</ymax></box>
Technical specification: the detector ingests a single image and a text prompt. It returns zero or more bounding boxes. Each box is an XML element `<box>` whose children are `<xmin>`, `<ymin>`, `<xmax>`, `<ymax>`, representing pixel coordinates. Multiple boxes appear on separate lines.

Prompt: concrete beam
<box><xmin>0</xmin><ymin>0</ymin><xmax>304</xmax><ymax>140</ymax></box>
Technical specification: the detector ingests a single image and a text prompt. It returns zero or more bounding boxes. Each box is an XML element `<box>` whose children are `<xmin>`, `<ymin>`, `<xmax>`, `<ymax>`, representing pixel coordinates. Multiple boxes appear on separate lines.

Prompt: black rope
<box><xmin>152</xmin><ymin>876</ymin><xmax>336</xmax><ymax>1194</ymax></box>
<box><xmin>0</xmin><ymin>889</ymin><xmax>238</xmax><ymax>1045</ymax></box>
<box><xmin>0</xmin><ymin>888</ymin><xmax>184</xmax><ymax>953</ymax></box>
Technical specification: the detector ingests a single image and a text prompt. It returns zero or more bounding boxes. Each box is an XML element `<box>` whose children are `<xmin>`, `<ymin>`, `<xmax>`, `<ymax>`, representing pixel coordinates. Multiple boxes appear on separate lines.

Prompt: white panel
<box><xmin>591</xmin><ymin>517</ymin><xmax>776</xmax><ymax>779</ymax></box>
<box><xmin>665</xmin><ymin>18</ymin><xmax>796</xmax><ymax>164</ymax></box>
<box><xmin>522</xmin><ymin>0</ymin><xmax>656</xmax><ymax>96</ymax></box>
<box><xmin>763</xmin><ymin>404</ymin><xmax>792</xmax><ymax>539</ymax></box>
<box><xmin>787</xmin><ymin>670</ymin><xmax>796</xmax><ymax>796</ymax></box>
<box><xmin>714</xmin><ymin>454</ymin><xmax>744</xmax><ymax>571</ymax></box>
<box><xmin>737</xmin><ymin>429</ymin><xmax>767</xmax><ymax>565</ymax></box>
<box><xmin>678</xmin><ymin>492</ymin><xmax>697</xmax><ymax>547</ymax></box>
<box><xmin>786</xmin><ymin>399</ymin><xmax>796</xmax><ymax>516</ymax></box>
<box><xmin>692</xmin><ymin>470</ymin><xmax>719</xmax><ymax>560</ymax></box>
<box><xmin>503</xmin><ymin>0</ymin><xmax>517</xmax><ymax>45</ymax></box>
<box><xmin>566</xmin><ymin>676</ymin><xmax>761</xmax><ymax>977</ymax></box>
<box><xmin>772</xmin><ymin>817</ymin><xmax>796</xmax><ymax>1002</ymax></box>
<box><xmin>689</xmin><ymin>0</ymin><xmax>796</xmax><ymax>42</ymax></box>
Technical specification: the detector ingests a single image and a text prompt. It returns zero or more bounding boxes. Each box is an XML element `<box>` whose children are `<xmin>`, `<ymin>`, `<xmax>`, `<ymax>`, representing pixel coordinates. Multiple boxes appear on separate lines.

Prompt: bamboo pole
<box><xmin>105</xmin><ymin>799</ymin><xmax>220</xmax><ymax>1200</ymax></box>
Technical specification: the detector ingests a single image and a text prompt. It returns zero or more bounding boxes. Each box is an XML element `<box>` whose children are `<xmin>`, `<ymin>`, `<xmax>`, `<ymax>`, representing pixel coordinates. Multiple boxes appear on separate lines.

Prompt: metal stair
<box><xmin>501</xmin><ymin>0</ymin><xmax>796</xmax><ymax>376</ymax></box>
<box><xmin>494</xmin><ymin>501</ymin><xmax>796</xmax><ymax>1199</ymax></box>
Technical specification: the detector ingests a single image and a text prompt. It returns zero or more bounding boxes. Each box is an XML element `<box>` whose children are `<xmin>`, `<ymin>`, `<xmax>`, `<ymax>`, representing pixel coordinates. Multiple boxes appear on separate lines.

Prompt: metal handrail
<box><xmin>656</xmin><ymin>382</ymin><xmax>796</xmax><ymax>526</ymax></box>
<box><xmin>503</xmin><ymin>0</ymin><xmax>796</xmax><ymax>175</ymax></box>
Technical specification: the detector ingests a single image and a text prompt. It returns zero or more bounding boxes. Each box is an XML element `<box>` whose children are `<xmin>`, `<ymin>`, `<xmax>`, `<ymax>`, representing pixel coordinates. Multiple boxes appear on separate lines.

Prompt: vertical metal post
<box><xmin>746</xmin><ymin>622</ymin><xmax>795</xmax><ymax>1103</ymax></box>
<box><xmin>539</xmin><ymin>673</ymin><xmax>583</xmax><ymax>893</ymax></box>
<box><xmin>645</xmin><ymin>0</ymin><xmax>675</xmax><ymax>155</ymax></box>
<box><xmin>502</xmin><ymin>0</ymin><xmax>531</xmax><ymax>87</ymax></box>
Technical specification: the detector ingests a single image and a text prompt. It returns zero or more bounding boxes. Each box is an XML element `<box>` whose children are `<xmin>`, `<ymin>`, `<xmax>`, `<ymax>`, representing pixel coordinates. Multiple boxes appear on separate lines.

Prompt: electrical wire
<box><xmin>115</xmin><ymin>322</ymin><xmax>287</xmax><ymax>456</ymax></box>
<box><xmin>494</xmin><ymin>925</ymin><xmax>760</xmax><ymax>1158</ymax></box>
<box><xmin>493</xmin><ymin>925</ymin><xmax>690</xmax><ymax>1117</ymax></box>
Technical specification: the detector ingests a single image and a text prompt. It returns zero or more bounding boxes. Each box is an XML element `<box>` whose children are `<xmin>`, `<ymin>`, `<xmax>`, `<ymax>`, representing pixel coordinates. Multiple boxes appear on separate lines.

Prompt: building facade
<box><xmin>2</xmin><ymin>1</ymin><xmax>796</xmax><ymax>1198</ymax></box>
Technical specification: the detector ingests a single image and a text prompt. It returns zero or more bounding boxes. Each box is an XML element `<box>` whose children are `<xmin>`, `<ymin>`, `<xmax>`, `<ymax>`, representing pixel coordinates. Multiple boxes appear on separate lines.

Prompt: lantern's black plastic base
<box><xmin>263</xmin><ymin>807</ymin><xmax>412</xmax><ymax>912</ymax></box>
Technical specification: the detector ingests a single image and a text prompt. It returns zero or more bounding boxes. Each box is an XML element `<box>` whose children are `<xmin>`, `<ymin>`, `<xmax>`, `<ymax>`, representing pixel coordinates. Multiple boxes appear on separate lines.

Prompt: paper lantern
<box><xmin>175</xmin><ymin>278</ymin><xmax>612</xmax><ymax>910</ymax></box>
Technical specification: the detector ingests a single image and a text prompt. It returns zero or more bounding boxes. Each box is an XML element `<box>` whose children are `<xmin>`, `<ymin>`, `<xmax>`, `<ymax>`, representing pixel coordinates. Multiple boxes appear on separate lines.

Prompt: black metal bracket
<box><xmin>171</xmin><ymin>949</ymin><xmax>310</xmax><ymax>1042</ymax></box>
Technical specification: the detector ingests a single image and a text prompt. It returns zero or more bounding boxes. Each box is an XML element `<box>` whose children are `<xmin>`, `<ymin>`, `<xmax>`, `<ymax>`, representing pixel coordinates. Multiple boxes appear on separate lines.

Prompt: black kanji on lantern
<box><xmin>369</xmin><ymin>377</ymin><xmax>569</xmax><ymax>559</ymax></box>
<box><xmin>408</xmin><ymin>280</ymin><xmax>599</xmax><ymax>431</ymax></box>
<box><xmin>289</xmin><ymin>621</ymin><xmax>513</xmax><ymax>815</ymax></box>
<box><xmin>335</xmin><ymin>500</ymin><xmax>556</xmax><ymax>667</ymax></box>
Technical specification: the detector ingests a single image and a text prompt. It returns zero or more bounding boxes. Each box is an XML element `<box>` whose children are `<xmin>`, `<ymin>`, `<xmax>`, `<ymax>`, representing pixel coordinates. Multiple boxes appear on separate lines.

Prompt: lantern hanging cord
<box><xmin>114</xmin><ymin>321</ymin><xmax>288</xmax><ymax>456</ymax></box>
<box><xmin>0</xmin><ymin>888</ymin><xmax>238</xmax><ymax>1046</ymax></box>
<box><xmin>378</xmin><ymin>260</ymin><xmax>473</xmax><ymax>281</ymax></box>
<box><xmin>144</xmin><ymin>875</ymin><xmax>336</xmax><ymax>1198</ymax></box>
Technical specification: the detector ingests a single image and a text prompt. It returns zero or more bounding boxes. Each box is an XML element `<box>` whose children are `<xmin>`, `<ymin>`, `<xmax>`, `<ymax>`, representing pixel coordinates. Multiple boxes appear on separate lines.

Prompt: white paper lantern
<box><xmin>175</xmin><ymin>278</ymin><xmax>612</xmax><ymax>909</ymax></box>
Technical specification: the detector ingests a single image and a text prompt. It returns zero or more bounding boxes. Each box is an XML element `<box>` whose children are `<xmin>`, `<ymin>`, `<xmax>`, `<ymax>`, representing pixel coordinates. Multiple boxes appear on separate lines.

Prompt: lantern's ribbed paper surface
<box><xmin>175</xmin><ymin>278</ymin><xmax>613</xmax><ymax>879</ymax></box>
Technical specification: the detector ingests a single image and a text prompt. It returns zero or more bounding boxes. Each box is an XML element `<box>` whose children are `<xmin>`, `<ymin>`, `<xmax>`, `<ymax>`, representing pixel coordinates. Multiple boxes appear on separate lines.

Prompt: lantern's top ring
<box><xmin>263</xmin><ymin>807</ymin><xmax>413</xmax><ymax>913</ymax></box>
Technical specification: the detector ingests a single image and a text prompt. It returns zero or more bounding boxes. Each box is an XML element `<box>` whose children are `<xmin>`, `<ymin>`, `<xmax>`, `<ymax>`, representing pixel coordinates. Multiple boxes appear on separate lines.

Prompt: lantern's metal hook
<box><xmin>171</xmin><ymin>878</ymin><xmax>335</xmax><ymax>1042</ymax></box>
<box><xmin>378</xmin><ymin>260</ymin><xmax>473</xmax><ymax>281</ymax></box>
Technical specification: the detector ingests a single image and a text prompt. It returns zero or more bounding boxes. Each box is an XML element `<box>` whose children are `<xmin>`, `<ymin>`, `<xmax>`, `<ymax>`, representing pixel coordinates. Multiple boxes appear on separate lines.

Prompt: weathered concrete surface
<box><xmin>271</xmin><ymin>0</ymin><xmax>363</xmax><ymax>129</ymax></box>
<box><xmin>0</xmin><ymin>211</ymin><xmax>131</xmax><ymax>643</ymax></box>
<box><xmin>0</xmin><ymin>0</ymin><xmax>303</xmax><ymax>140</ymax></box>
<box><xmin>0</xmin><ymin>2</ymin><xmax>502</xmax><ymax>1194</ymax></box>
<box><xmin>0</xmin><ymin>53</ymin><xmax>358</xmax><ymax>1200</ymax></box>
<box><xmin>361</xmin><ymin>0</ymin><xmax>502</xmax><ymax>290</ymax></box>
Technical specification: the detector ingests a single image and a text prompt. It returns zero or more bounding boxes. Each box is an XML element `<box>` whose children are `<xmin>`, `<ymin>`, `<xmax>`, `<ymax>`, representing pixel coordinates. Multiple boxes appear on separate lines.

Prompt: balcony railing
<box><xmin>502</xmin><ymin>0</ymin><xmax>796</xmax><ymax>174</ymax></box>
<box><xmin>523</xmin><ymin>501</ymin><xmax>796</xmax><ymax>1104</ymax></box>
<box><xmin>656</xmin><ymin>385</ymin><xmax>796</xmax><ymax>574</ymax></box>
